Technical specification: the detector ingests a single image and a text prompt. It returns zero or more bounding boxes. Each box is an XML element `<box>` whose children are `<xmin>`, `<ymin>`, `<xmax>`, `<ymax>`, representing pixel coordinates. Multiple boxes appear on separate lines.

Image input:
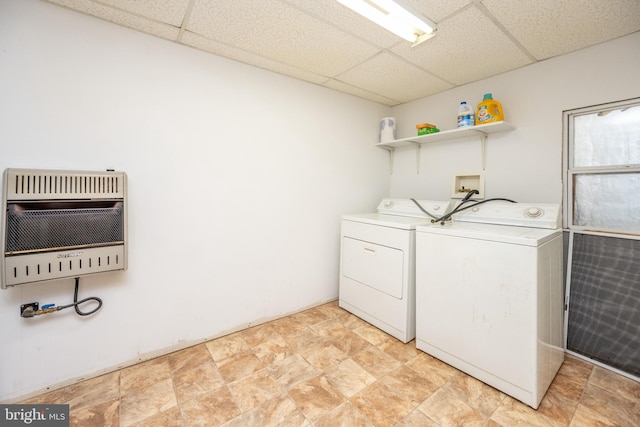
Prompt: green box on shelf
<box><xmin>417</xmin><ymin>124</ymin><xmax>440</xmax><ymax>136</ymax></box>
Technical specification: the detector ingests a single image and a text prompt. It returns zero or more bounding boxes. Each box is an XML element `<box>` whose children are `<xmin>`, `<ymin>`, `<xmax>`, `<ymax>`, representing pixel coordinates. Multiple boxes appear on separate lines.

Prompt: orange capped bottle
<box><xmin>476</xmin><ymin>93</ymin><xmax>504</xmax><ymax>125</ymax></box>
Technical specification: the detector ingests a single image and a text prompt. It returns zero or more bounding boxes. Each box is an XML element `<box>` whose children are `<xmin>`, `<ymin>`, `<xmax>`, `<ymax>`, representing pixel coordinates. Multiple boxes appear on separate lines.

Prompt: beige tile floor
<box><xmin>22</xmin><ymin>301</ymin><xmax>640</xmax><ymax>426</ymax></box>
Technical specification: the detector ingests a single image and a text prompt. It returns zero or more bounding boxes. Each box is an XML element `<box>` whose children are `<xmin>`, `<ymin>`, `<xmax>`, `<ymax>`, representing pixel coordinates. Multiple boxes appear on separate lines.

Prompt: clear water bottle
<box><xmin>457</xmin><ymin>102</ymin><xmax>475</xmax><ymax>128</ymax></box>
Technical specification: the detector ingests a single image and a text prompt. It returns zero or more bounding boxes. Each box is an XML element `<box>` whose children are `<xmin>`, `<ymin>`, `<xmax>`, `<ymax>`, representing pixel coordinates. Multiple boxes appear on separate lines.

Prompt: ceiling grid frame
<box><xmin>41</xmin><ymin>0</ymin><xmax>640</xmax><ymax>106</ymax></box>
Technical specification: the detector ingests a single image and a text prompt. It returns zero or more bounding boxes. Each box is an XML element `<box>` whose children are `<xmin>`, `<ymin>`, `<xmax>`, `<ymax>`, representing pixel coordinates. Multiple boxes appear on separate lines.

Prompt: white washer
<box><xmin>339</xmin><ymin>198</ymin><xmax>450</xmax><ymax>343</ymax></box>
<box><xmin>415</xmin><ymin>202</ymin><xmax>565</xmax><ymax>409</ymax></box>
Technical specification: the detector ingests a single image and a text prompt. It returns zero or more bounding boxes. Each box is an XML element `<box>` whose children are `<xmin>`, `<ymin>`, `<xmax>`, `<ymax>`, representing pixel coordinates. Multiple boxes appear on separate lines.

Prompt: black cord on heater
<box><xmin>21</xmin><ymin>277</ymin><xmax>103</xmax><ymax>318</ymax></box>
<box><xmin>56</xmin><ymin>277</ymin><xmax>103</xmax><ymax>316</ymax></box>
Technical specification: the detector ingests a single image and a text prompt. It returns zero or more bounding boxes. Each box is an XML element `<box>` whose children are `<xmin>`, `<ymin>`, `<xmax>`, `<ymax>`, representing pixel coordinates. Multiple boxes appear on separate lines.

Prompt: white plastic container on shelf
<box><xmin>380</xmin><ymin>117</ymin><xmax>396</xmax><ymax>142</ymax></box>
<box><xmin>457</xmin><ymin>102</ymin><xmax>475</xmax><ymax>128</ymax></box>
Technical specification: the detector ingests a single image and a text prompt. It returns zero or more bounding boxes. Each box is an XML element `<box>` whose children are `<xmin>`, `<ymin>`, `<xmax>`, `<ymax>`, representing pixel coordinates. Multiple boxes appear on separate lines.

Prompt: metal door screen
<box><xmin>567</xmin><ymin>233</ymin><xmax>640</xmax><ymax>377</ymax></box>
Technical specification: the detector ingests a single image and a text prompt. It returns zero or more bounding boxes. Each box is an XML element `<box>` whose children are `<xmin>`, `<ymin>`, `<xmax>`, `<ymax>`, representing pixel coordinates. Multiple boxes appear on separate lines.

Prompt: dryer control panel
<box><xmin>377</xmin><ymin>198</ymin><xmax>450</xmax><ymax>218</ymax></box>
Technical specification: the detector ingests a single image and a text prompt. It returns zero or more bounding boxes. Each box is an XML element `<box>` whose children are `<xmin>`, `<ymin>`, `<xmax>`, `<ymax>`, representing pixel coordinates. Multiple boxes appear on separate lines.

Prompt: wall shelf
<box><xmin>377</xmin><ymin>121</ymin><xmax>514</xmax><ymax>149</ymax></box>
<box><xmin>377</xmin><ymin>121</ymin><xmax>515</xmax><ymax>173</ymax></box>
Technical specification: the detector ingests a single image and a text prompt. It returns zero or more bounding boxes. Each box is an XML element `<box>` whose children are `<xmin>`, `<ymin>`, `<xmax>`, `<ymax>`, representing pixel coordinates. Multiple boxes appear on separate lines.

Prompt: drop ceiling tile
<box><xmin>392</xmin><ymin>5</ymin><xmax>532</xmax><ymax>85</ymax></box>
<box><xmin>322</xmin><ymin>79</ymin><xmax>399</xmax><ymax>106</ymax></box>
<box><xmin>483</xmin><ymin>0</ymin><xmax>640</xmax><ymax>60</ymax></box>
<box><xmin>336</xmin><ymin>52</ymin><xmax>453</xmax><ymax>103</ymax></box>
<box><xmin>404</xmin><ymin>0</ymin><xmax>474</xmax><ymax>22</ymax></box>
<box><xmin>46</xmin><ymin>0</ymin><xmax>180</xmax><ymax>40</ymax></box>
<box><xmin>182</xmin><ymin>32</ymin><xmax>329</xmax><ymax>85</ymax></box>
<box><xmin>185</xmin><ymin>0</ymin><xmax>381</xmax><ymax>77</ymax></box>
<box><xmin>93</xmin><ymin>0</ymin><xmax>191</xmax><ymax>26</ymax></box>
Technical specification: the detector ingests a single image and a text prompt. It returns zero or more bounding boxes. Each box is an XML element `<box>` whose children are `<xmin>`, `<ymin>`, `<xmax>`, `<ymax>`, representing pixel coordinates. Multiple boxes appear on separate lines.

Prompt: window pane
<box><xmin>573</xmin><ymin>172</ymin><xmax>640</xmax><ymax>232</ymax></box>
<box><xmin>573</xmin><ymin>105</ymin><xmax>640</xmax><ymax>167</ymax></box>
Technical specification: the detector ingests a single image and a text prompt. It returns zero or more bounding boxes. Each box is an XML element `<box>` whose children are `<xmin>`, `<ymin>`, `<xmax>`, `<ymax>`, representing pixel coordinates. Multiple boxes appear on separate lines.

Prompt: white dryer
<box><xmin>339</xmin><ymin>198</ymin><xmax>450</xmax><ymax>343</ymax></box>
<box><xmin>415</xmin><ymin>201</ymin><xmax>564</xmax><ymax>409</ymax></box>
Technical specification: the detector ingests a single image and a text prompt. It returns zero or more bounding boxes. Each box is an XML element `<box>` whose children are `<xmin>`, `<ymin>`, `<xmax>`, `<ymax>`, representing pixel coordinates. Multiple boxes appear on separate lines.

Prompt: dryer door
<box><xmin>342</xmin><ymin>237</ymin><xmax>404</xmax><ymax>299</ymax></box>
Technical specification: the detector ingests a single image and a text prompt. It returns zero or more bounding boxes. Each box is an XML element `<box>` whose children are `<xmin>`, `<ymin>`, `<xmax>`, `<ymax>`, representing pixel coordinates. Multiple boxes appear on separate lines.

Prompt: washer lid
<box><xmin>416</xmin><ymin>221</ymin><xmax>561</xmax><ymax>246</ymax></box>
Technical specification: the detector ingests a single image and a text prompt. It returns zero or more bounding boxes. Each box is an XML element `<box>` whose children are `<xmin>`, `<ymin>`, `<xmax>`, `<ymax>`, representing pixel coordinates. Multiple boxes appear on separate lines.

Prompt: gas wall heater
<box><xmin>1</xmin><ymin>168</ymin><xmax>127</xmax><ymax>289</ymax></box>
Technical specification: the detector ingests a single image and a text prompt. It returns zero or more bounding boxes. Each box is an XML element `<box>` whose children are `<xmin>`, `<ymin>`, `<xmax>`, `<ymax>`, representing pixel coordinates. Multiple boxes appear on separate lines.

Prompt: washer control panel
<box><xmin>453</xmin><ymin>202</ymin><xmax>561</xmax><ymax>229</ymax></box>
<box><xmin>524</xmin><ymin>207</ymin><xmax>543</xmax><ymax>218</ymax></box>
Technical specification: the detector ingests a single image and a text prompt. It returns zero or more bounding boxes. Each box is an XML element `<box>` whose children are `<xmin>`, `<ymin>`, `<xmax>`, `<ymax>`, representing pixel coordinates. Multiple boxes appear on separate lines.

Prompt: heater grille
<box><xmin>5</xmin><ymin>202</ymin><xmax>124</xmax><ymax>254</ymax></box>
<box><xmin>1</xmin><ymin>168</ymin><xmax>127</xmax><ymax>288</ymax></box>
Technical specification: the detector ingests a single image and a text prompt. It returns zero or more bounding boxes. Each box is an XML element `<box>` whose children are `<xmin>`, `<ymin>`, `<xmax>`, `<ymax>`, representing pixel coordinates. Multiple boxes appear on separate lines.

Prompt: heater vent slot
<box><xmin>6</xmin><ymin>170</ymin><xmax>124</xmax><ymax>200</ymax></box>
<box><xmin>5</xmin><ymin>246</ymin><xmax>125</xmax><ymax>287</ymax></box>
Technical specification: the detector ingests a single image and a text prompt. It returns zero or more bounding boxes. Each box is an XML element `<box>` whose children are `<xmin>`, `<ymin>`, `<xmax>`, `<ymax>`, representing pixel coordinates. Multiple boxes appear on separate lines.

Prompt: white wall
<box><xmin>389</xmin><ymin>32</ymin><xmax>640</xmax><ymax>204</ymax></box>
<box><xmin>0</xmin><ymin>0</ymin><xmax>390</xmax><ymax>401</ymax></box>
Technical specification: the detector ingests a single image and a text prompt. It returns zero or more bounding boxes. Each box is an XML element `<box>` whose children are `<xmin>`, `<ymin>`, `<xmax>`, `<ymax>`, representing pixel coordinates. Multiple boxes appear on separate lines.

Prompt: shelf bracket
<box><xmin>481</xmin><ymin>134</ymin><xmax>488</xmax><ymax>170</ymax></box>
<box><xmin>377</xmin><ymin>145</ymin><xmax>396</xmax><ymax>174</ymax></box>
<box><xmin>415</xmin><ymin>144</ymin><xmax>421</xmax><ymax>174</ymax></box>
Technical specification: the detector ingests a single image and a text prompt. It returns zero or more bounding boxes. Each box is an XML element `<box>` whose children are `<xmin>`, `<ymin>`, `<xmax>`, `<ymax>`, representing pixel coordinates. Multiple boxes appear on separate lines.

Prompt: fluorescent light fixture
<box><xmin>338</xmin><ymin>0</ymin><xmax>437</xmax><ymax>46</ymax></box>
